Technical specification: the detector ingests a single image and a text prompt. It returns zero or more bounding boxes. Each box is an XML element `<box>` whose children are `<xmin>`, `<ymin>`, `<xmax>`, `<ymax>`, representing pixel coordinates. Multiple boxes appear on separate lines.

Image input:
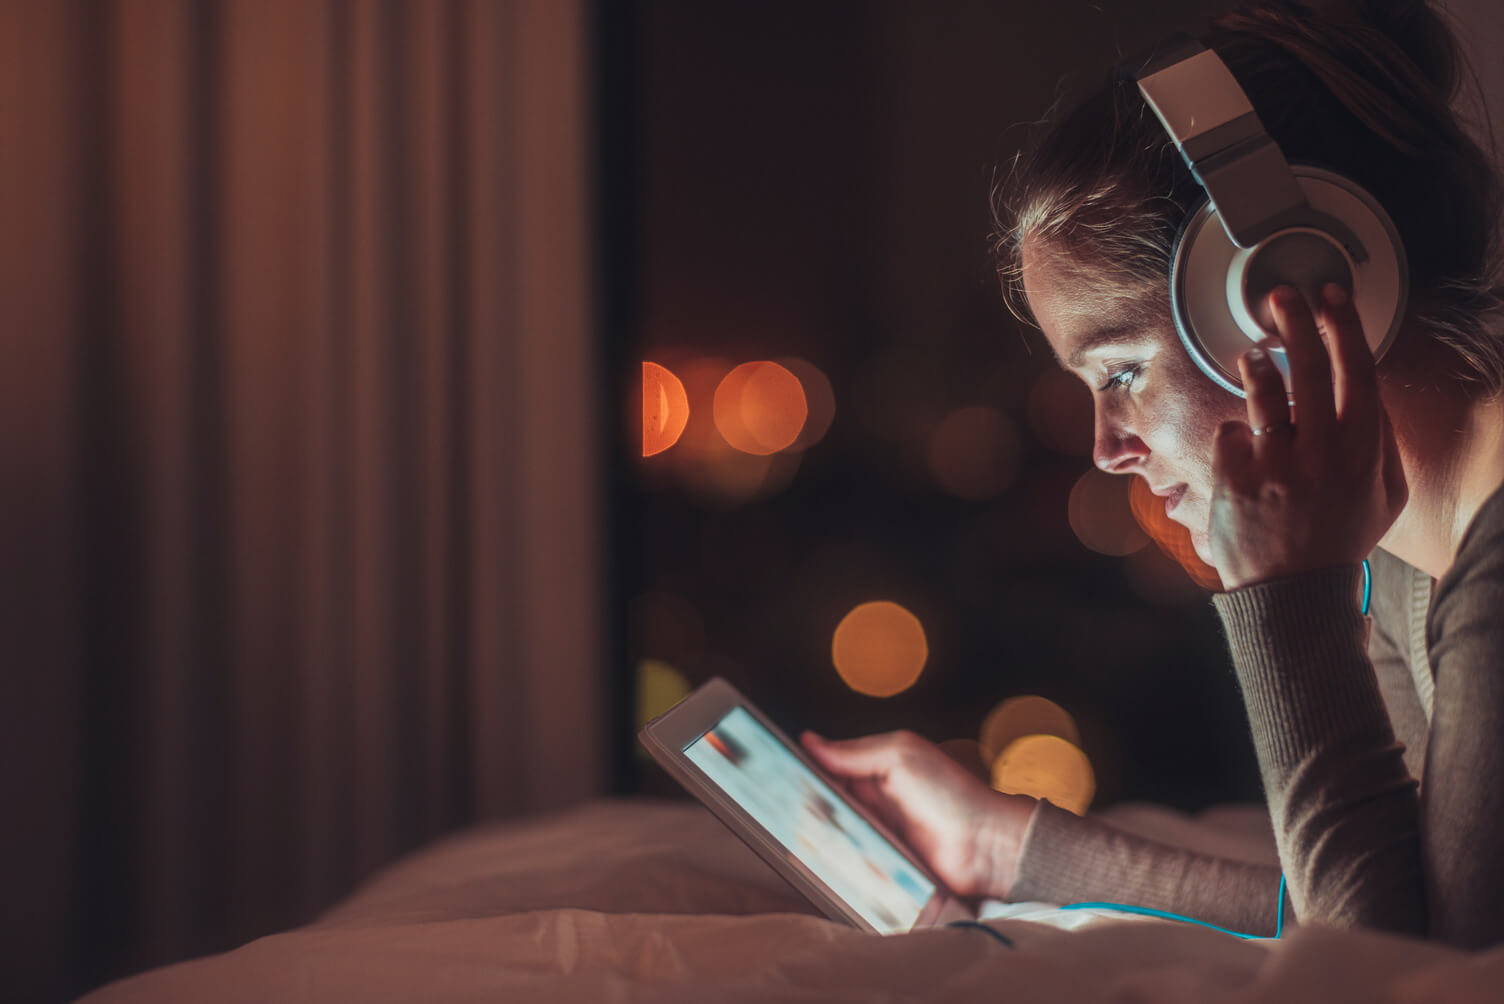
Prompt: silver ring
<box><xmin>1251</xmin><ymin>421</ymin><xmax>1294</xmax><ymax>437</ymax></box>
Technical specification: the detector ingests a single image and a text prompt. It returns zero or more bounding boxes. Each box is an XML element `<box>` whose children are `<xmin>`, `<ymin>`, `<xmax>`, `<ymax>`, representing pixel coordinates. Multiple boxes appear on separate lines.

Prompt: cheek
<box><xmin>1139</xmin><ymin>370</ymin><xmax>1245</xmax><ymax>482</ymax></box>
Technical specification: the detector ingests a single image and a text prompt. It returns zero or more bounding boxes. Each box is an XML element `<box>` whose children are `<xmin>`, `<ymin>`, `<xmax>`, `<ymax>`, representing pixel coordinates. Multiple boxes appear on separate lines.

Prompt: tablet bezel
<box><xmin>638</xmin><ymin>676</ymin><xmax>977</xmax><ymax>934</ymax></box>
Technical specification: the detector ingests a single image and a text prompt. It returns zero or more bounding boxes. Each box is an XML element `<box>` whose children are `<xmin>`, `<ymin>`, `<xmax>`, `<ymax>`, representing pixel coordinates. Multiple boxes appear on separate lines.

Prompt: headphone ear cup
<box><xmin>1169</xmin><ymin>165</ymin><xmax>1408</xmax><ymax>397</ymax></box>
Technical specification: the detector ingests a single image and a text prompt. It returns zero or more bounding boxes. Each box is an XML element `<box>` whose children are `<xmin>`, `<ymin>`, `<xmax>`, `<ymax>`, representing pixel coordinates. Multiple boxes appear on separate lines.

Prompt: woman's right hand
<box><xmin>800</xmin><ymin>729</ymin><xmax>1037</xmax><ymax>899</ymax></box>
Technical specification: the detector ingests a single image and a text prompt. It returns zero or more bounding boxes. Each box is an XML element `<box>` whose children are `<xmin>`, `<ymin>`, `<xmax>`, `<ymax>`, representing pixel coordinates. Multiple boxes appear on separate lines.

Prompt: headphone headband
<box><xmin>1130</xmin><ymin>40</ymin><xmax>1407</xmax><ymax>397</ymax></box>
<box><xmin>1136</xmin><ymin>42</ymin><xmax>1308</xmax><ymax>248</ymax></box>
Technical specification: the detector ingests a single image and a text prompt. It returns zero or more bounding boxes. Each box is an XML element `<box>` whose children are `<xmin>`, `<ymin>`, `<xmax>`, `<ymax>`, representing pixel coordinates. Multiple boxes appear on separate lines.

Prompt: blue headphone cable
<box><xmin>1362</xmin><ymin>557</ymin><xmax>1372</xmax><ymax>616</ymax></box>
<box><xmin>949</xmin><ymin>875</ymin><xmax>1286</xmax><ymax>945</ymax></box>
<box><xmin>1057</xmin><ymin>873</ymin><xmax>1286</xmax><ymax>940</ymax></box>
<box><xmin>952</xmin><ymin>559</ymin><xmax>1367</xmax><ymax>946</ymax></box>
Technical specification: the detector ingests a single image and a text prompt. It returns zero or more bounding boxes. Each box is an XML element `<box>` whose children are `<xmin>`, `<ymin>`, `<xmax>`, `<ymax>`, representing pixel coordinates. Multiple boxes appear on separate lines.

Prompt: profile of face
<box><xmin>1022</xmin><ymin>241</ymin><xmax>1247</xmax><ymax>564</ymax></box>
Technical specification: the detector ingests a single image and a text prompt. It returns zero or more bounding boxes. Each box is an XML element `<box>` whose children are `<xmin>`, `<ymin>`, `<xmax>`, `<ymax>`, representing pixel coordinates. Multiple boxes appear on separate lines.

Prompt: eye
<box><xmin>1099</xmin><ymin>363</ymin><xmax>1142</xmax><ymax>393</ymax></box>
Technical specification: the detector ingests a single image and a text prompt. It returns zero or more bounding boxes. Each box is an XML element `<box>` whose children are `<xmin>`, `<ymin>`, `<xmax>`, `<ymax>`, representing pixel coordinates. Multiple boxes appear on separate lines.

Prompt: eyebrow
<box><xmin>1064</xmin><ymin>325</ymin><xmax>1148</xmax><ymax>369</ymax></box>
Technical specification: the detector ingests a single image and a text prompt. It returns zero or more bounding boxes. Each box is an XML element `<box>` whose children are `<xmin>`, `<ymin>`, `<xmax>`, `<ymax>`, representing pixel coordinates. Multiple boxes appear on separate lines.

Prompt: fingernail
<box><xmin>1246</xmin><ymin>346</ymin><xmax>1267</xmax><ymax>365</ymax></box>
<box><xmin>1323</xmin><ymin>282</ymin><xmax>1349</xmax><ymax>306</ymax></box>
<box><xmin>1273</xmin><ymin>285</ymin><xmax>1300</xmax><ymax>307</ymax></box>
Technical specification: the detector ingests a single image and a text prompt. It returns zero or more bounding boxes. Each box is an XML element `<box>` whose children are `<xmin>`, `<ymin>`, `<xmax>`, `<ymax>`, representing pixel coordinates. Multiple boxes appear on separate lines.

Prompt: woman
<box><xmin>802</xmin><ymin>0</ymin><xmax>1504</xmax><ymax>947</ymax></box>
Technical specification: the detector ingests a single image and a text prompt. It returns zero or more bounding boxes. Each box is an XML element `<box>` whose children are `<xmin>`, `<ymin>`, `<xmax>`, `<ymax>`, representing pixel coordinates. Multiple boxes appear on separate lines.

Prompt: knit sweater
<box><xmin>1009</xmin><ymin>479</ymin><xmax>1504</xmax><ymax>947</ymax></box>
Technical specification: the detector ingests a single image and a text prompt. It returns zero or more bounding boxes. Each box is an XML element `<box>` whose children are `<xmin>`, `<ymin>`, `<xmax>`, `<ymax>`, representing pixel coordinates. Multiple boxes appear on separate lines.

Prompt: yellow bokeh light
<box><xmin>991</xmin><ymin>733</ymin><xmax>1096</xmax><ymax>816</ymax></box>
<box><xmin>636</xmin><ymin>659</ymin><xmax>691</xmax><ymax>732</ymax></box>
<box><xmin>1068</xmin><ymin>468</ymin><xmax>1150</xmax><ymax>557</ymax></box>
<box><xmin>641</xmin><ymin>362</ymin><xmax>690</xmax><ymax>457</ymax></box>
<box><xmin>831</xmin><ymin>601</ymin><xmax>928</xmax><ymax>698</ymax></box>
<box><xmin>714</xmin><ymin>361</ymin><xmax>808</xmax><ymax>455</ymax></box>
<box><xmin>927</xmin><ymin>405</ymin><xmax>1020</xmax><ymax>500</ymax></box>
<box><xmin>979</xmin><ymin>695</ymin><xmax>1081</xmax><ymax>765</ymax></box>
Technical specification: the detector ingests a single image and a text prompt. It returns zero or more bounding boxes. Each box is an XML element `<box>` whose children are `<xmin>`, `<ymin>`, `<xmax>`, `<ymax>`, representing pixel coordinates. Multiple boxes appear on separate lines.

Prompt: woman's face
<box><xmin>1021</xmin><ymin>241</ymin><xmax>1246</xmax><ymax>563</ymax></box>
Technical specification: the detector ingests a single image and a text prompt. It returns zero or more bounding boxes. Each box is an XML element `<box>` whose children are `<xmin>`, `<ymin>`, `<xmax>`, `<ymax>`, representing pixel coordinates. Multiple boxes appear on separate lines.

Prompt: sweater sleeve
<box><xmin>1422</xmin><ymin>486</ymin><xmax>1504</xmax><ymax>948</ymax></box>
<box><xmin>1212</xmin><ymin>564</ymin><xmax>1426</xmax><ymax>936</ymax></box>
<box><xmin>1010</xmin><ymin>800</ymin><xmax>1289</xmax><ymax>936</ymax></box>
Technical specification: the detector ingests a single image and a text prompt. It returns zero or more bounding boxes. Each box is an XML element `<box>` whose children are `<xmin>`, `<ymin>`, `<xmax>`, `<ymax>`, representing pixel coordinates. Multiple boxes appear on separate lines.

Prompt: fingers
<box><xmin>1317</xmin><ymin>282</ymin><xmax>1379</xmax><ymax>431</ymax></box>
<box><xmin>1239</xmin><ymin>344</ymin><xmax>1291</xmax><ymax>458</ymax></box>
<box><xmin>850</xmin><ymin>777</ymin><xmax>905</xmax><ymax>834</ymax></box>
<box><xmin>800</xmin><ymin>730</ymin><xmax>909</xmax><ymax>780</ymax></box>
<box><xmin>1270</xmin><ymin>286</ymin><xmax>1336</xmax><ymax>438</ymax></box>
<box><xmin>1213</xmin><ymin>420</ymin><xmax>1254</xmax><ymax>494</ymax></box>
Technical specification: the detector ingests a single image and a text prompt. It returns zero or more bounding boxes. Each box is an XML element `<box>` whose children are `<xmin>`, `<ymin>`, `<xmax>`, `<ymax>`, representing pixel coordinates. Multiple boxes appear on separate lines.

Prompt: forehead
<box><xmin>1019</xmin><ymin>242</ymin><xmax>1167</xmax><ymax>365</ymax></box>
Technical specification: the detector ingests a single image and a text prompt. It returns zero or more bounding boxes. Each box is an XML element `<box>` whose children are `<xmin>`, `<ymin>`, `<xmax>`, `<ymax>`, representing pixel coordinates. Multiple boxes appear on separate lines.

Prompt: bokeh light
<box><xmin>636</xmin><ymin>658</ymin><xmax>691</xmax><ymax>732</ymax></box>
<box><xmin>778</xmin><ymin>356</ymin><xmax>836</xmax><ymax>452</ymax></box>
<box><xmin>642</xmin><ymin>361</ymin><xmax>691</xmax><ymax>457</ymax></box>
<box><xmin>1068</xmin><ymin>468</ymin><xmax>1150</xmax><ymax>557</ymax></box>
<box><xmin>1025</xmin><ymin>368</ymin><xmax>1093</xmax><ymax>456</ymax></box>
<box><xmin>1127</xmin><ymin>475</ymin><xmax>1222</xmax><ymax>590</ymax></box>
<box><xmin>979</xmin><ymin>695</ymin><xmax>1081</xmax><ymax>765</ymax></box>
<box><xmin>714</xmin><ymin>361</ymin><xmax>808</xmax><ymax>455</ymax></box>
<box><xmin>668</xmin><ymin>357</ymin><xmax>801</xmax><ymax>503</ymax></box>
<box><xmin>926</xmin><ymin>405</ymin><xmax>1020</xmax><ymax>500</ymax></box>
<box><xmin>831</xmin><ymin>601</ymin><xmax>928</xmax><ymax>698</ymax></box>
<box><xmin>991</xmin><ymin>733</ymin><xmax>1096</xmax><ymax>816</ymax></box>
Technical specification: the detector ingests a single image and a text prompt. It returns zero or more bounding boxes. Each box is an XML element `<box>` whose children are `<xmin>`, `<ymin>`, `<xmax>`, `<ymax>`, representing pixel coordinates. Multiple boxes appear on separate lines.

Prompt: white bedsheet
<box><xmin>83</xmin><ymin>799</ymin><xmax>1504</xmax><ymax>1003</ymax></box>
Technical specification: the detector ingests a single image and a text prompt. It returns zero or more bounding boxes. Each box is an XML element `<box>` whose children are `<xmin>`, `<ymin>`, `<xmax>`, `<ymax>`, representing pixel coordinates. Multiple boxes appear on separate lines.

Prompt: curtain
<box><xmin>0</xmin><ymin>1</ymin><xmax>606</xmax><ymax>999</ymax></box>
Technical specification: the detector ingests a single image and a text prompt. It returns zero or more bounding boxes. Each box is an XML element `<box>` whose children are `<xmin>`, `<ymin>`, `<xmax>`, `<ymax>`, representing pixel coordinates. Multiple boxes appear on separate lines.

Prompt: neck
<box><xmin>1379</xmin><ymin>379</ymin><xmax>1504</xmax><ymax>580</ymax></box>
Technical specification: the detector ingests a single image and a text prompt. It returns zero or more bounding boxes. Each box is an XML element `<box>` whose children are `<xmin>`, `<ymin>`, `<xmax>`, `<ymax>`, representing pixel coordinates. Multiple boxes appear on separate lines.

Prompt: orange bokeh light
<box><xmin>1127</xmin><ymin>475</ymin><xmax>1222</xmax><ymax>590</ymax></box>
<box><xmin>1068</xmin><ymin>468</ymin><xmax>1150</xmax><ymax>557</ymax></box>
<box><xmin>660</xmin><ymin>357</ymin><xmax>801</xmax><ymax>503</ymax></box>
<box><xmin>777</xmin><ymin>357</ymin><xmax>836</xmax><ymax>452</ymax></box>
<box><xmin>979</xmin><ymin>695</ymin><xmax>1081</xmax><ymax>766</ymax></box>
<box><xmin>642</xmin><ymin>361</ymin><xmax>690</xmax><ymax>457</ymax></box>
<box><xmin>714</xmin><ymin>361</ymin><xmax>808</xmax><ymax>455</ymax></box>
<box><xmin>831</xmin><ymin>600</ymin><xmax>928</xmax><ymax>698</ymax></box>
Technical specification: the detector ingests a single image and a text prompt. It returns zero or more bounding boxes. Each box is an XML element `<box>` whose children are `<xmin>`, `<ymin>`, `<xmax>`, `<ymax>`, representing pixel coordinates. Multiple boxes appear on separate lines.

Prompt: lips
<box><xmin>1149</xmin><ymin>482</ymin><xmax>1188</xmax><ymax>515</ymax></box>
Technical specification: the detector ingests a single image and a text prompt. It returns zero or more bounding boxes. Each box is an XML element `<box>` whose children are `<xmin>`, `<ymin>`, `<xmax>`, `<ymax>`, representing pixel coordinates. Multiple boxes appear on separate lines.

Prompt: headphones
<box><xmin>1135</xmin><ymin>40</ymin><xmax>1408</xmax><ymax>397</ymax></box>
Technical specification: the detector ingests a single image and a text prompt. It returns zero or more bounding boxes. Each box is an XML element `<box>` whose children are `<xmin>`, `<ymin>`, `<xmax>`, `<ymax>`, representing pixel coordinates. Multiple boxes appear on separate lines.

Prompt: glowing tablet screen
<box><xmin>684</xmin><ymin>706</ymin><xmax>935</xmax><ymax>932</ymax></box>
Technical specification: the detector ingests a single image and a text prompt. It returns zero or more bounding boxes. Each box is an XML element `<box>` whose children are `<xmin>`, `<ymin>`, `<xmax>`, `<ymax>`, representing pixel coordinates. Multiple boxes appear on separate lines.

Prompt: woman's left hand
<box><xmin>1208</xmin><ymin>283</ymin><xmax>1408</xmax><ymax>591</ymax></box>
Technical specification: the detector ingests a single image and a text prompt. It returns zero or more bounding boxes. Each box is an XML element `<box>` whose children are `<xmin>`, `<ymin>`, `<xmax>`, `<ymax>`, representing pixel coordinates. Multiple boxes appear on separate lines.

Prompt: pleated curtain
<box><xmin>0</xmin><ymin>2</ymin><xmax>606</xmax><ymax>999</ymax></box>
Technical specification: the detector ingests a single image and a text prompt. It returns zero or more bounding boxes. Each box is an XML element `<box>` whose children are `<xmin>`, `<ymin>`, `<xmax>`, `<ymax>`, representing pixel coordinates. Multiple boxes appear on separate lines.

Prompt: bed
<box><xmin>82</xmin><ymin>799</ymin><xmax>1503</xmax><ymax>1002</ymax></box>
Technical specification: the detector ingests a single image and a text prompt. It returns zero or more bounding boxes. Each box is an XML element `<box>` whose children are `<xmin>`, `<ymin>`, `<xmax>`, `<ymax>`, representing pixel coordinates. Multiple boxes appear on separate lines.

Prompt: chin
<box><xmin>1170</xmin><ymin>502</ymin><xmax>1214</xmax><ymax>565</ymax></box>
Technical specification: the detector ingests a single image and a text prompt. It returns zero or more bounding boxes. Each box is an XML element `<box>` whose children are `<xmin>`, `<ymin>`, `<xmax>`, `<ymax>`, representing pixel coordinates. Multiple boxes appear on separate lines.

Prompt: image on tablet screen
<box><xmin>684</xmin><ymin>706</ymin><xmax>935</xmax><ymax>932</ymax></box>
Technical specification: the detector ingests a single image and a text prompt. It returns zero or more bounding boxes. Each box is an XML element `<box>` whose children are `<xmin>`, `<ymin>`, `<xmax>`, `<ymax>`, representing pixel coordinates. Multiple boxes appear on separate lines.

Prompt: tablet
<box><xmin>638</xmin><ymin>677</ymin><xmax>977</xmax><ymax>934</ymax></box>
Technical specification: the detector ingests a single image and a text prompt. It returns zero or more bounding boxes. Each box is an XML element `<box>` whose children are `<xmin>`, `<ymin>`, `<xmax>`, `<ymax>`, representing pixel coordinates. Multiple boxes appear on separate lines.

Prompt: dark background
<box><xmin>618</xmin><ymin>0</ymin><xmax>1261</xmax><ymax>811</ymax></box>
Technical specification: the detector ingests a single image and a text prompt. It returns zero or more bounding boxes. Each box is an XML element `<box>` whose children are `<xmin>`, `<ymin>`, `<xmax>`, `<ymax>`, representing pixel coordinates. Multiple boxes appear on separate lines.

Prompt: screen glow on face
<box><xmin>684</xmin><ymin>706</ymin><xmax>935</xmax><ymax>933</ymax></box>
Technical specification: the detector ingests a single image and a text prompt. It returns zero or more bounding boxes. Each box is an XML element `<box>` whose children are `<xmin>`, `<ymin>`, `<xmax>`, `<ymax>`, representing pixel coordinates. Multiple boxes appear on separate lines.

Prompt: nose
<box><xmin>1093</xmin><ymin>407</ymin><xmax>1148</xmax><ymax>473</ymax></box>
